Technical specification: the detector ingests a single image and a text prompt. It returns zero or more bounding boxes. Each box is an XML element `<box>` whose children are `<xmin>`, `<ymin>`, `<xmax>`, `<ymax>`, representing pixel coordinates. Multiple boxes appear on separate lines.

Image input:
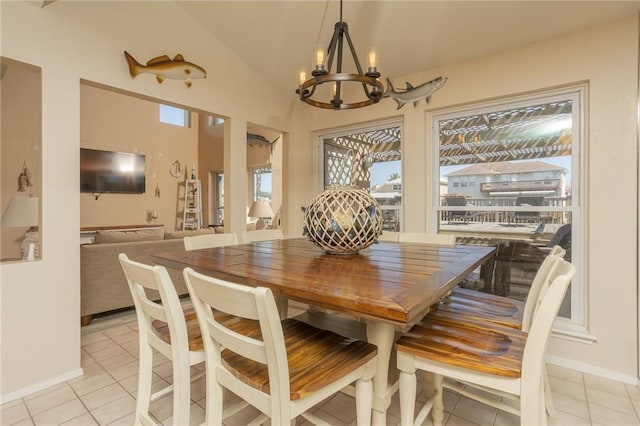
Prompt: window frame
<box><xmin>428</xmin><ymin>85</ymin><xmax>588</xmax><ymax>336</ymax></box>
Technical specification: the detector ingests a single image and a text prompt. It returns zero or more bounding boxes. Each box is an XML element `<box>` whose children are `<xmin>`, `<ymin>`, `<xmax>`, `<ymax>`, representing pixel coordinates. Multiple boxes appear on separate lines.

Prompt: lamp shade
<box><xmin>1</xmin><ymin>196</ymin><xmax>39</xmax><ymax>227</ymax></box>
<box><xmin>248</xmin><ymin>200</ymin><xmax>273</xmax><ymax>219</ymax></box>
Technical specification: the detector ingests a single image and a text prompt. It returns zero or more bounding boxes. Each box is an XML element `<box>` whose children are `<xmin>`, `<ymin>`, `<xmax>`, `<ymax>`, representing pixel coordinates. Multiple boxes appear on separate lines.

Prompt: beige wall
<box><xmin>80</xmin><ymin>83</ymin><xmax>200</xmax><ymax>231</ymax></box>
<box><xmin>1</xmin><ymin>0</ymin><xmax>293</xmax><ymax>400</ymax></box>
<box><xmin>292</xmin><ymin>17</ymin><xmax>639</xmax><ymax>380</ymax></box>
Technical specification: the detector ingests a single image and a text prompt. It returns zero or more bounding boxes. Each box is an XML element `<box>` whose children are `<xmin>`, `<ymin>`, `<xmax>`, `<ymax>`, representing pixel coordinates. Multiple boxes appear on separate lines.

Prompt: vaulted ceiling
<box><xmin>179</xmin><ymin>1</ymin><xmax>639</xmax><ymax>158</ymax></box>
<box><xmin>179</xmin><ymin>1</ymin><xmax>640</xmax><ymax>98</ymax></box>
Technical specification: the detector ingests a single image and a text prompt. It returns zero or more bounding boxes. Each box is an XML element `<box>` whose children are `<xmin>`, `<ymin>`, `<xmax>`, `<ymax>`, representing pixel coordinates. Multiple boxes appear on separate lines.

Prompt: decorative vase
<box><xmin>303</xmin><ymin>186</ymin><xmax>383</xmax><ymax>255</ymax></box>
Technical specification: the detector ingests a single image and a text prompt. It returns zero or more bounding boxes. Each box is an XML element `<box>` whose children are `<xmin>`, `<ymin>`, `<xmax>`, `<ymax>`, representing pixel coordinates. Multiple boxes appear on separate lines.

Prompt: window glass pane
<box><xmin>371</xmin><ymin>160</ymin><xmax>401</xmax><ymax>231</ymax></box>
<box><xmin>434</xmin><ymin>95</ymin><xmax>578</xmax><ymax>322</ymax></box>
<box><xmin>321</xmin><ymin>124</ymin><xmax>403</xmax><ymax>231</ymax></box>
<box><xmin>252</xmin><ymin>167</ymin><xmax>272</xmax><ymax>202</ymax></box>
<box><xmin>159</xmin><ymin>104</ymin><xmax>188</xmax><ymax>127</ymax></box>
<box><xmin>324</xmin><ymin>144</ymin><xmax>352</xmax><ymax>187</ymax></box>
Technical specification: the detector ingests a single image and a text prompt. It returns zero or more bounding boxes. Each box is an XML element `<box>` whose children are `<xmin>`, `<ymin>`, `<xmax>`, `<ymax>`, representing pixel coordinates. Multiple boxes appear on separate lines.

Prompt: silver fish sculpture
<box><xmin>384</xmin><ymin>76</ymin><xmax>447</xmax><ymax>109</ymax></box>
<box><xmin>124</xmin><ymin>51</ymin><xmax>206</xmax><ymax>87</ymax></box>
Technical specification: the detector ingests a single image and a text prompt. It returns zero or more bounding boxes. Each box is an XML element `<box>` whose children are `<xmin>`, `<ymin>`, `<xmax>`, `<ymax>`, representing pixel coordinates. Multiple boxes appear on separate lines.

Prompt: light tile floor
<box><xmin>2</xmin><ymin>305</ymin><xmax>639</xmax><ymax>426</ymax></box>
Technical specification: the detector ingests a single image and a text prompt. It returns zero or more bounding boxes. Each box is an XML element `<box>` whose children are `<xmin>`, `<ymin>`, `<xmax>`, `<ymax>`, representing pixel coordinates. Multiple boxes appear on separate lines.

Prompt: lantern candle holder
<box><xmin>303</xmin><ymin>186</ymin><xmax>383</xmax><ymax>255</ymax></box>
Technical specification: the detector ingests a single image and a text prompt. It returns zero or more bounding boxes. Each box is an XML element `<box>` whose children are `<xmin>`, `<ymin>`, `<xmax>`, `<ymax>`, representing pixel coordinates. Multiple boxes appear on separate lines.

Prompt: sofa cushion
<box><xmin>94</xmin><ymin>227</ymin><xmax>165</xmax><ymax>244</ymax></box>
<box><xmin>164</xmin><ymin>228</ymin><xmax>216</xmax><ymax>240</ymax></box>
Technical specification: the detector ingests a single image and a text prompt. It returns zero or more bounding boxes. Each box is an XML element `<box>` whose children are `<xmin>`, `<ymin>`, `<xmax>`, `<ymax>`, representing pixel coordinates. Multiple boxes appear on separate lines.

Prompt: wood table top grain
<box><xmin>152</xmin><ymin>238</ymin><xmax>495</xmax><ymax>329</ymax></box>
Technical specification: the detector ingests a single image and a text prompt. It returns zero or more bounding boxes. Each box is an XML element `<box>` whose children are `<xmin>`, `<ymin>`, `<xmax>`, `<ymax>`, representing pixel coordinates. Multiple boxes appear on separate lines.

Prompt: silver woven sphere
<box><xmin>303</xmin><ymin>186</ymin><xmax>383</xmax><ymax>254</ymax></box>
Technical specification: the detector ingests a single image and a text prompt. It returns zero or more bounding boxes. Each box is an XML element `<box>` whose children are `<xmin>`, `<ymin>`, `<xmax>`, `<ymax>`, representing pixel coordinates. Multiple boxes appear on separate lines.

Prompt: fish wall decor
<box><xmin>384</xmin><ymin>76</ymin><xmax>447</xmax><ymax>109</ymax></box>
<box><xmin>124</xmin><ymin>51</ymin><xmax>206</xmax><ymax>87</ymax></box>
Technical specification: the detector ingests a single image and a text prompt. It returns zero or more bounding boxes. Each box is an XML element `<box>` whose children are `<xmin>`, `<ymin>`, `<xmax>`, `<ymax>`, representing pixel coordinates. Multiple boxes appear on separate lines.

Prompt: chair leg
<box><xmin>543</xmin><ymin>364</ymin><xmax>556</xmax><ymax>417</ymax></box>
<box><xmin>135</xmin><ymin>344</ymin><xmax>153</xmax><ymax>424</ymax></box>
<box><xmin>399</xmin><ymin>367</ymin><xmax>417</xmax><ymax>426</ymax></box>
<box><xmin>539</xmin><ymin>380</ymin><xmax>548</xmax><ymax>426</ymax></box>
<box><xmin>355</xmin><ymin>376</ymin><xmax>373</xmax><ymax>426</ymax></box>
<box><xmin>521</xmin><ymin>380</ymin><xmax>547</xmax><ymax>426</ymax></box>
<box><xmin>172</xmin><ymin>359</ymin><xmax>192</xmax><ymax>426</ymax></box>
<box><xmin>206</xmin><ymin>376</ymin><xmax>224</xmax><ymax>426</ymax></box>
<box><xmin>431</xmin><ymin>374</ymin><xmax>445</xmax><ymax>426</ymax></box>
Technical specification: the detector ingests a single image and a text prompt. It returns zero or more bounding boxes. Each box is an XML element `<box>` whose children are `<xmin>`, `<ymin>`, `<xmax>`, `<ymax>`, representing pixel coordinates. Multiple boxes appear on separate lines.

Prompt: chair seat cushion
<box><xmin>396</xmin><ymin>310</ymin><xmax>526</xmax><ymax>378</ymax></box>
<box><xmin>221</xmin><ymin>319</ymin><xmax>378</xmax><ymax>400</ymax></box>
<box><xmin>439</xmin><ymin>287</ymin><xmax>524</xmax><ymax>329</ymax></box>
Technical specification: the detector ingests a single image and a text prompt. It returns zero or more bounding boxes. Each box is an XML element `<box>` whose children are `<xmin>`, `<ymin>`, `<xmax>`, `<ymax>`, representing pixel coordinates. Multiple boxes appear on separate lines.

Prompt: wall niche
<box><xmin>1</xmin><ymin>57</ymin><xmax>42</xmax><ymax>262</ymax></box>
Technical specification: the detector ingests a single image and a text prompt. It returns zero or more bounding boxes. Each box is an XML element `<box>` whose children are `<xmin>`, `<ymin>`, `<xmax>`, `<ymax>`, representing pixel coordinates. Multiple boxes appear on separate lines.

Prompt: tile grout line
<box><xmin>80</xmin><ymin>328</ymin><xmax>139</xmax><ymax>426</ymax></box>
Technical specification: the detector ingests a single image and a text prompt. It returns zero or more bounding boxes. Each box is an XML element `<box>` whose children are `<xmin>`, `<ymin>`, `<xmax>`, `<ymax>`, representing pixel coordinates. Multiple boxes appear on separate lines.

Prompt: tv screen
<box><xmin>80</xmin><ymin>148</ymin><xmax>146</xmax><ymax>194</ymax></box>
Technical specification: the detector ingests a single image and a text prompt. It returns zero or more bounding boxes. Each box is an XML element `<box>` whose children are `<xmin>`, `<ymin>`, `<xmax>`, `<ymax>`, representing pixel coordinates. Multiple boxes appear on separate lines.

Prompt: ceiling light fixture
<box><xmin>296</xmin><ymin>0</ymin><xmax>383</xmax><ymax>110</ymax></box>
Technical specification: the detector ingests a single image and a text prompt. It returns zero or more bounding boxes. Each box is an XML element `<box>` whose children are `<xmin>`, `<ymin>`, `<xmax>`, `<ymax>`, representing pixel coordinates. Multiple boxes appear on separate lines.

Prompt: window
<box><xmin>430</xmin><ymin>87</ymin><xmax>584</xmax><ymax>331</ymax></box>
<box><xmin>209</xmin><ymin>172</ymin><xmax>224</xmax><ymax>226</ymax></box>
<box><xmin>251</xmin><ymin>167</ymin><xmax>272</xmax><ymax>202</ymax></box>
<box><xmin>208</xmin><ymin>116</ymin><xmax>225</xmax><ymax>127</ymax></box>
<box><xmin>318</xmin><ymin>121</ymin><xmax>403</xmax><ymax>231</ymax></box>
<box><xmin>159</xmin><ymin>104</ymin><xmax>190</xmax><ymax>127</ymax></box>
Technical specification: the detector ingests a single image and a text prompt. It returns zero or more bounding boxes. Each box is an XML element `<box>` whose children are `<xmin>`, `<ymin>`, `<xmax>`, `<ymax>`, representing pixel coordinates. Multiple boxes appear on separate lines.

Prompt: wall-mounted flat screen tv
<box><xmin>80</xmin><ymin>148</ymin><xmax>146</xmax><ymax>194</ymax></box>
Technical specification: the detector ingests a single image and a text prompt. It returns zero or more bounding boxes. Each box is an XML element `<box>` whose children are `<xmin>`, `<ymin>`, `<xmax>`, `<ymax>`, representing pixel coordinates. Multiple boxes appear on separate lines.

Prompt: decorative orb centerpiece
<box><xmin>303</xmin><ymin>186</ymin><xmax>383</xmax><ymax>255</ymax></box>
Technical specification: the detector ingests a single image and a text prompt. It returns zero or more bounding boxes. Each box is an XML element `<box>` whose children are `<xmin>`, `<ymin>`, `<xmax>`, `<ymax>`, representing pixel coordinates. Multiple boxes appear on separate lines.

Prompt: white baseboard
<box><xmin>546</xmin><ymin>354</ymin><xmax>640</xmax><ymax>386</ymax></box>
<box><xmin>0</xmin><ymin>368</ymin><xmax>84</xmax><ymax>404</ymax></box>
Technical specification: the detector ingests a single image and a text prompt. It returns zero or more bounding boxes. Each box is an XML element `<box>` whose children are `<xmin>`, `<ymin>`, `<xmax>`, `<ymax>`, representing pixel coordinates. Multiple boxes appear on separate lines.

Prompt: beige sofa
<box><xmin>80</xmin><ymin>227</ymin><xmax>217</xmax><ymax>325</ymax></box>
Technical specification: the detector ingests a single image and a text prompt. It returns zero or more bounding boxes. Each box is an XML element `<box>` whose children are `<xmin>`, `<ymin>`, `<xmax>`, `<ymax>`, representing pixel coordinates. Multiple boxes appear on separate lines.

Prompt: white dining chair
<box><xmin>398</xmin><ymin>232</ymin><xmax>456</xmax><ymax>247</ymax></box>
<box><xmin>118</xmin><ymin>254</ymin><xmax>206</xmax><ymax>426</ymax></box>
<box><xmin>438</xmin><ymin>246</ymin><xmax>566</xmax><ymax>415</ymax></box>
<box><xmin>443</xmin><ymin>245</ymin><xmax>566</xmax><ymax>330</ymax></box>
<box><xmin>377</xmin><ymin>231</ymin><xmax>399</xmax><ymax>242</ymax></box>
<box><xmin>183</xmin><ymin>232</ymin><xmax>238</xmax><ymax>250</ymax></box>
<box><xmin>183</xmin><ymin>267</ymin><xmax>379</xmax><ymax>426</ymax></box>
<box><xmin>245</xmin><ymin>229</ymin><xmax>283</xmax><ymax>242</ymax></box>
<box><xmin>396</xmin><ymin>257</ymin><xmax>575</xmax><ymax>426</ymax></box>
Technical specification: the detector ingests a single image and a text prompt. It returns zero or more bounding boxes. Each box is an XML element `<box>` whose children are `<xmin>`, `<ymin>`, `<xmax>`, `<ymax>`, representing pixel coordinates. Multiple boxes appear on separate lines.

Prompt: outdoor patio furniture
<box><xmin>510</xmin><ymin>196</ymin><xmax>545</xmax><ymax>224</ymax></box>
<box><xmin>444</xmin><ymin>195</ymin><xmax>482</xmax><ymax>223</ymax></box>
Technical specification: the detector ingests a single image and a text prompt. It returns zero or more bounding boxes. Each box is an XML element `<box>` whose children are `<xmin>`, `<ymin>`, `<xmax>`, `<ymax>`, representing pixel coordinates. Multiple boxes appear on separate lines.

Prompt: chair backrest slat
<box><xmin>521</xmin><ymin>259</ymin><xmax>575</xmax><ymax>405</ymax></box>
<box><xmin>184</xmin><ymin>232</ymin><xmax>238</xmax><ymax>250</ymax></box>
<box><xmin>521</xmin><ymin>245</ymin><xmax>566</xmax><ymax>331</ymax></box>
<box><xmin>398</xmin><ymin>232</ymin><xmax>456</xmax><ymax>247</ymax></box>
<box><xmin>377</xmin><ymin>231</ymin><xmax>399</xmax><ymax>242</ymax></box>
<box><xmin>245</xmin><ymin>229</ymin><xmax>284</xmax><ymax>242</ymax></box>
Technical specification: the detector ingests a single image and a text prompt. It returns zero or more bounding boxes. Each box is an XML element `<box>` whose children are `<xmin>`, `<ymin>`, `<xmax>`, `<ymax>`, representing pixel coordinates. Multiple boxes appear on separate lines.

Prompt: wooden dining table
<box><xmin>152</xmin><ymin>237</ymin><xmax>495</xmax><ymax>425</ymax></box>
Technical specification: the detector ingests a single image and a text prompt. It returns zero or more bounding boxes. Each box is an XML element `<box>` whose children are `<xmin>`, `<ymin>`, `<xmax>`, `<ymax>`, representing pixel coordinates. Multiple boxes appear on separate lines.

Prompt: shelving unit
<box><xmin>182</xmin><ymin>179</ymin><xmax>202</xmax><ymax>230</ymax></box>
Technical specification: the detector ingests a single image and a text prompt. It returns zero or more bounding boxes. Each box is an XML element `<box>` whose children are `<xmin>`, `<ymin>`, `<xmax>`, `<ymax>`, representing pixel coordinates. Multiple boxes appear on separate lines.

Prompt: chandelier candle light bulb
<box><xmin>367</xmin><ymin>49</ymin><xmax>377</xmax><ymax>71</ymax></box>
<box><xmin>314</xmin><ymin>47</ymin><xmax>326</xmax><ymax>72</ymax></box>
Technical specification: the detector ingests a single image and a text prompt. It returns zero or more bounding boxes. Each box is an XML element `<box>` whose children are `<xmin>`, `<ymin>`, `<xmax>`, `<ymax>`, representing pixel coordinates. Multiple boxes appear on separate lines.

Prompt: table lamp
<box><xmin>1</xmin><ymin>196</ymin><xmax>39</xmax><ymax>261</ymax></box>
<box><xmin>248</xmin><ymin>200</ymin><xmax>273</xmax><ymax>230</ymax></box>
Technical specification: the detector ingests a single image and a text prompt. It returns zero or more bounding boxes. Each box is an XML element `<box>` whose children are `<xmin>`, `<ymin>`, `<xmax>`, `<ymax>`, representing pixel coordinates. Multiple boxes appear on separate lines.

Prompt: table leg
<box><xmin>275</xmin><ymin>297</ymin><xmax>288</xmax><ymax>320</ymax></box>
<box><xmin>366</xmin><ymin>320</ymin><xmax>396</xmax><ymax>426</ymax></box>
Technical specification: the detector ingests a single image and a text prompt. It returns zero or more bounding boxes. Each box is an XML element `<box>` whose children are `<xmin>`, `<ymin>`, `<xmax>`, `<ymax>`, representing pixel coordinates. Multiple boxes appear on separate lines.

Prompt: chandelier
<box><xmin>296</xmin><ymin>0</ymin><xmax>384</xmax><ymax>110</ymax></box>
